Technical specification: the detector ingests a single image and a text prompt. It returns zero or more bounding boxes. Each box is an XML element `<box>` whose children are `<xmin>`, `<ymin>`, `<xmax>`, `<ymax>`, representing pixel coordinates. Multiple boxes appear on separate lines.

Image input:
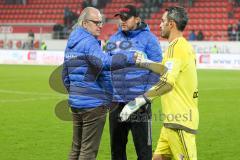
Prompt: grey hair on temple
<box><xmin>165</xmin><ymin>6</ymin><xmax>188</xmax><ymax>31</ymax></box>
<box><xmin>73</xmin><ymin>7</ymin><xmax>98</xmax><ymax>28</ymax></box>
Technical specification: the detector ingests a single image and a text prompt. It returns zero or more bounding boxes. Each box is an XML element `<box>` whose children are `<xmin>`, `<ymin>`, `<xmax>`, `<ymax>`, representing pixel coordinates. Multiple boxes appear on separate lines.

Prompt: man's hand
<box><xmin>134</xmin><ymin>51</ymin><xmax>153</xmax><ymax>68</ymax></box>
<box><xmin>120</xmin><ymin>95</ymin><xmax>147</xmax><ymax>121</ymax></box>
<box><xmin>134</xmin><ymin>51</ymin><xmax>147</xmax><ymax>65</ymax></box>
<box><xmin>134</xmin><ymin>51</ymin><xmax>167</xmax><ymax>75</ymax></box>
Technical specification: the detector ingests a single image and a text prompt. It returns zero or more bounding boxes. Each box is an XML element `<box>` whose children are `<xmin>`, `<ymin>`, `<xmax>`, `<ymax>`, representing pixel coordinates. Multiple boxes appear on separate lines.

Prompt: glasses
<box><xmin>86</xmin><ymin>19</ymin><xmax>103</xmax><ymax>27</ymax></box>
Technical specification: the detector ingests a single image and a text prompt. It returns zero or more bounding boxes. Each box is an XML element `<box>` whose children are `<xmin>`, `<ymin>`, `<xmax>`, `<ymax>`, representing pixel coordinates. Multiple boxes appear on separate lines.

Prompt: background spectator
<box><xmin>41</xmin><ymin>41</ymin><xmax>47</xmax><ymax>50</ymax></box>
<box><xmin>5</xmin><ymin>0</ymin><xmax>27</xmax><ymax>5</ymax></box>
<box><xmin>236</xmin><ymin>0</ymin><xmax>240</xmax><ymax>6</ymax></box>
<box><xmin>197</xmin><ymin>30</ymin><xmax>204</xmax><ymax>40</ymax></box>
<box><xmin>227</xmin><ymin>0</ymin><xmax>233</xmax><ymax>18</ymax></box>
<box><xmin>98</xmin><ymin>0</ymin><xmax>109</xmax><ymax>9</ymax></box>
<box><xmin>227</xmin><ymin>24</ymin><xmax>233</xmax><ymax>40</ymax></box>
<box><xmin>179</xmin><ymin>0</ymin><xmax>184</xmax><ymax>6</ymax></box>
<box><xmin>237</xmin><ymin>20</ymin><xmax>240</xmax><ymax>40</ymax></box>
<box><xmin>211</xmin><ymin>45</ymin><xmax>219</xmax><ymax>54</ymax></box>
<box><xmin>64</xmin><ymin>7</ymin><xmax>72</xmax><ymax>27</ymax></box>
<box><xmin>82</xmin><ymin>0</ymin><xmax>91</xmax><ymax>8</ymax></box>
<box><xmin>188</xmin><ymin>30</ymin><xmax>196</xmax><ymax>41</ymax></box>
<box><xmin>189</xmin><ymin>0</ymin><xmax>194</xmax><ymax>7</ymax></box>
<box><xmin>22</xmin><ymin>40</ymin><xmax>31</xmax><ymax>49</ymax></box>
<box><xmin>231</xmin><ymin>24</ymin><xmax>238</xmax><ymax>41</ymax></box>
<box><xmin>91</xmin><ymin>0</ymin><xmax>98</xmax><ymax>8</ymax></box>
<box><xmin>52</xmin><ymin>24</ymin><xmax>64</xmax><ymax>39</ymax></box>
<box><xmin>28</xmin><ymin>30</ymin><xmax>34</xmax><ymax>49</ymax></box>
<box><xmin>22</xmin><ymin>0</ymin><xmax>27</xmax><ymax>5</ymax></box>
<box><xmin>5</xmin><ymin>0</ymin><xmax>15</xmax><ymax>4</ymax></box>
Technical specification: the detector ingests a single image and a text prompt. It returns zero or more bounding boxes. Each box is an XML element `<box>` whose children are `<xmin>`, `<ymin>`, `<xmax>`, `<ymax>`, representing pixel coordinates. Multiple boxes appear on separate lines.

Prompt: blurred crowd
<box><xmin>188</xmin><ymin>30</ymin><xmax>204</xmax><ymax>41</ymax></box>
<box><xmin>82</xmin><ymin>0</ymin><xmax>109</xmax><ymax>9</ymax></box>
<box><xmin>2</xmin><ymin>0</ymin><xmax>240</xmax><ymax>43</ymax></box>
<box><xmin>53</xmin><ymin>0</ymin><xmax>110</xmax><ymax>39</ymax></box>
<box><xmin>227</xmin><ymin>20</ymin><xmax>240</xmax><ymax>41</ymax></box>
<box><xmin>53</xmin><ymin>0</ymin><xmax>196</xmax><ymax>39</ymax></box>
<box><xmin>4</xmin><ymin>0</ymin><xmax>27</xmax><ymax>5</ymax></box>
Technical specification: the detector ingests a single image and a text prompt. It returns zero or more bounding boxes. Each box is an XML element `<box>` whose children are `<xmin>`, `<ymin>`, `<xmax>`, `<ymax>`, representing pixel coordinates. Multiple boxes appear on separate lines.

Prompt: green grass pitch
<box><xmin>0</xmin><ymin>65</ymin><xmax>239</xmax><ymax>160</ymax></box>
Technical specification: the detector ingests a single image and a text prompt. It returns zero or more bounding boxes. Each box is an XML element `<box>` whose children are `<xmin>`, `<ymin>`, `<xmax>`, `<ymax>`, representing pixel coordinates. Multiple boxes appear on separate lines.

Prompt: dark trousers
<box><xmin>109</xmin><ymin>102</ymin><xmax>152</xmax><ymax>160</ymax></box>
<box><xmin>69</xmin><ymin>106</ymin><xmax>107</xmax><ymax>160</ymax></box>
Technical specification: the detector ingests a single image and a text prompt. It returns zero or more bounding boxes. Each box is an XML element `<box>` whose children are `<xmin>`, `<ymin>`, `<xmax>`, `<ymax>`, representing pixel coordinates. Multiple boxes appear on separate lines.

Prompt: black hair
<box><xmin>165</xmin><ymin>6</ymin><xmax>188</xmax><ymax>31</ymax></box>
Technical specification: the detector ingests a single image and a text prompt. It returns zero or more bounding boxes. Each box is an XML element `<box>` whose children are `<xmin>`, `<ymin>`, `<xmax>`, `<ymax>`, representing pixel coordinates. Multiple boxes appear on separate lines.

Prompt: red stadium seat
<box><xmin>0</xmin><ymin>0</ymin><xmax>237</xmax><ymax>41</ymax></box>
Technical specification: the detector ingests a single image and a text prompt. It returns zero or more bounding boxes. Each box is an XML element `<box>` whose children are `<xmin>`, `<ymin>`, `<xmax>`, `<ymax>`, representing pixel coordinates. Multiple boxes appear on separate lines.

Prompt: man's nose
<box><xmin>98</xmin><ymin>24</ymin><xmax>103</xmax><ymax>28</ymax></box>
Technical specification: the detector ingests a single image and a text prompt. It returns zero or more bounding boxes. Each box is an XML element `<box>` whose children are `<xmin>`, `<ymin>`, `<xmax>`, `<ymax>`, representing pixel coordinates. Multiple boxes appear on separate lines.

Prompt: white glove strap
<box><xmin>134</xmin><ymin>95</ymin><xmax>147</xmax><ymax>108</ymax></box>
<box><xmin>119</xmin><ymin>95</ymin><xmax>147</xmax><ymax>122</ymax></box>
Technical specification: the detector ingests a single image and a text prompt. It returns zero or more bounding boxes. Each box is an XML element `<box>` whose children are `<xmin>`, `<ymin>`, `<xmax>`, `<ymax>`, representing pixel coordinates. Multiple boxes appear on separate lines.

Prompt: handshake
<box><xmin>133</xmin><ymin>51</ymin><xmax>150</xmax><ymax>67</ymax></box>
<box><xmin>119</xmin><ymin>51</ymin><xmax>151</xmax><ymax>122</ymax></box>
<box><xmin>119</xmin><ymin>51</ymin><xmax>167</xmax><ymax>121</ymax></box>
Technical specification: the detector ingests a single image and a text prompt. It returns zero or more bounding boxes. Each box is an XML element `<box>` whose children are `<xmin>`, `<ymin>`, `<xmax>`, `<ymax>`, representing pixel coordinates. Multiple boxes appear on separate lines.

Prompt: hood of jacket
<box><xmin>67</xmin><ymin>27</ymin><xmax>98</xmax><ymax>49</ymax></box>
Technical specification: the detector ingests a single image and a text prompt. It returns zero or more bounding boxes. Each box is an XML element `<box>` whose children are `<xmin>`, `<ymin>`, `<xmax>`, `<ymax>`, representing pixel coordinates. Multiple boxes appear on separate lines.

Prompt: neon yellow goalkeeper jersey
<box><xmin>161</xmin><ymin>37</ymin><xmax>199</xmax><ymax>134</ymax></box>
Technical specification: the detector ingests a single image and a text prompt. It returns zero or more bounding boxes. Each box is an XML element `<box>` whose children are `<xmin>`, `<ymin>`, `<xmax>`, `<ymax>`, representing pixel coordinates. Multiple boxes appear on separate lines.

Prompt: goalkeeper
<box><xmin>120</xmin><ymin>6</ymin><xmax>199</xmax><ymax>160</ymax></box>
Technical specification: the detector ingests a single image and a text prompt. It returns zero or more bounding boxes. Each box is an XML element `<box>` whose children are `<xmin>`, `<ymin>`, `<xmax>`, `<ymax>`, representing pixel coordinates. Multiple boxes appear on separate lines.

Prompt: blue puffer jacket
<box><xmin>106</xmin><ymin>22</ymin><xmax>162</xmax><ymax>102</ymax></box>
<box><xmin>62</xmin><ymin>27</ymin><xmax>134</xmax><ymax>109</ymax></box>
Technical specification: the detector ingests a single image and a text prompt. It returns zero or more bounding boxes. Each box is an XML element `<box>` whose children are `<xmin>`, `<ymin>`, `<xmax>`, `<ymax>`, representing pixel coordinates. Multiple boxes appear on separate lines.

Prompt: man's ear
<box><xmin>82</xmin><ymin>21</ymin><xmax>87</xmax><ymax>28</ymax></box>
<box><xmin>169</xmin><ymin>20</ymin><xmax>175</xmax><ymax>29</ymax></box>
<box><xmin>135</xmin><ymin>17</ymin><xmax>141</xmax><ymax>24</ymax></box>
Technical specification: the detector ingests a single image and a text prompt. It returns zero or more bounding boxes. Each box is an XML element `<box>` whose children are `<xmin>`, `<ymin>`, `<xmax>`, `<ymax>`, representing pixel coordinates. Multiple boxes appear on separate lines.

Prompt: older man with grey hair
<box><xmin>62</xmin><ymin>7</ymin><xmax>136</xmax><ymax>160</ymax></box>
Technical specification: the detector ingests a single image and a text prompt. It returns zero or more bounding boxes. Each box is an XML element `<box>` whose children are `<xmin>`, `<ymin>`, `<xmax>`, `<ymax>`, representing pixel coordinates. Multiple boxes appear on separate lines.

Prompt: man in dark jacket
<box><xmin>106</xmin><ymin>5</ymin><xmax>162</xmax><ymax>160</ymax></box>
<box><xmin>62</xmin><ymin>7</ymin><xmax>135</xmax><ymax>160</ymax></box>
